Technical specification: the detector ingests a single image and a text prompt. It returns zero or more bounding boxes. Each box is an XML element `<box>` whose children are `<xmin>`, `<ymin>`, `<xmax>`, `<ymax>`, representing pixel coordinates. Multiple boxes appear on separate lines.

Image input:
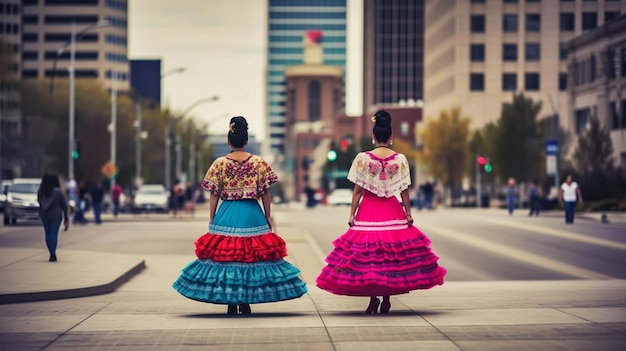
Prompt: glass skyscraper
<box><xmin>266</xmin><ymin>0</ymin><xmax>347</xmax><ymax>154</ymax></box>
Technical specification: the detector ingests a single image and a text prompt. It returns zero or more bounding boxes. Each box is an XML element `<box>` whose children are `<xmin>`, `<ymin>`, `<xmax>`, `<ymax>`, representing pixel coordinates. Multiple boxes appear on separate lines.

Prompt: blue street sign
<box><xmin>545</xmin><ymin>139</ymin><xmax>558</xmax><ymax>156</ymax></box>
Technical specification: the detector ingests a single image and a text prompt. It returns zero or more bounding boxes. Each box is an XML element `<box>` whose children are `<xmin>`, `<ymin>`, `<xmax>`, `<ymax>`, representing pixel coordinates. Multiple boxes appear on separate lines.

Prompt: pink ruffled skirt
<box><xmin>316</xmin><ymin>191</ymin><xmax>447</xmax><ymax>296</ymax></box>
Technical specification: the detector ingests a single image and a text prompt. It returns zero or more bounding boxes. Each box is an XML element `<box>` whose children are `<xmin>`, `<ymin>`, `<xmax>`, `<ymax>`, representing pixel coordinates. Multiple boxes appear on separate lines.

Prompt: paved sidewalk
<box><xmin>0</xmin><ymin>212</ymin><xmax>625</xmax><ymax>350</ymax></box>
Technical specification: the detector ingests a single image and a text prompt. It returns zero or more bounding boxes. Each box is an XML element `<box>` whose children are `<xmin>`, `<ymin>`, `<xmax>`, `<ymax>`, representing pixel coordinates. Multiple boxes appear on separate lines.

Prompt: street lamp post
<box><xmin>49</xmin><ymin>20</ymin><xmax>109</xmax><ymax>180</ymax></box>
<box><xmin>135</xmin><ymin>67</ymin><xmax>185</xmax><ymax>184</ymax></box>
<box><xmin>164</xmin><ymin>95</ymin><xmax>218</xmax><ymax>190</ymax></box>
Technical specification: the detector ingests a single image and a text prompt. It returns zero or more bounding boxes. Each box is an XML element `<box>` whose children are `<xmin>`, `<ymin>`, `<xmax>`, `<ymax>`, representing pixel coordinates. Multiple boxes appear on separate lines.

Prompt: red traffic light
<box><xmin>477</xmin><ymin>156</ymin><xmax>486</xmax><ymax>165</ymax></box>
<box><xmin>340</xmin><ymin>139</ymin><xmax>349</xmax><ymax>152</ymax></box>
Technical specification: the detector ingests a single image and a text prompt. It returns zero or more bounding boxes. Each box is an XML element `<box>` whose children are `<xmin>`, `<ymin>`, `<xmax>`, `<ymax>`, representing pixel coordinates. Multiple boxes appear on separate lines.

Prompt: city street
<box><xmin>0</xmin><ymin>206</ymin><xmax>625</xmax><ymax>350</ymax></box>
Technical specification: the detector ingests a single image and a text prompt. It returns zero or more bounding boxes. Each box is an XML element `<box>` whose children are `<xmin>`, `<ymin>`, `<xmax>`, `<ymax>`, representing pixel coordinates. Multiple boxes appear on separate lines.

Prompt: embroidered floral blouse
<box><xmin>347</xmin><ymin>151</ymin><xmax>411</xmax><ymax>198</ymax></box>
<box><xmin>201</xmin><ymin>155</ymin><xmax>278</xmax><ymax>201</ymax></box>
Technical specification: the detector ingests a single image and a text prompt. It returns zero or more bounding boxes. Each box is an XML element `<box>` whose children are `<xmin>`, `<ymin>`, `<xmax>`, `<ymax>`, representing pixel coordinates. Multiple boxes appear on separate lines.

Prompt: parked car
<box><xmin>327</xmin><ymin>188</ymin><xmax>353</xmax><ymax>206</ymax></box>
<box><xmin>132</xmin><ymin>184</ymin><xmax>170</xmax><ymax>213</ymax></box>
<box><xmin>4</xmin><ymin>178</ymin><xmax>41</xmax><ymax>225</ymax></box>
<box><xmin>0</xmin><ymin>179</ymin><xmax>12</xmax><ymax>212</ymax></box>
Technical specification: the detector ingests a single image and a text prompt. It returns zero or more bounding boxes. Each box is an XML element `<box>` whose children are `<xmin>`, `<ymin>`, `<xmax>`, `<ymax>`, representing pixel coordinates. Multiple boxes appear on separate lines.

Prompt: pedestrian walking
<box><xmin>316</xmin><ymin>110</ymin><xmax>447</xmax><ymax>314</ymax></box>
<box><xmin>170</xmin><ymin>179</ymin><xmax>185</xmax><ymax>218</ymax></box>
<box><xmin>559</xmin><ymin>175</ymin><xmax>583</xmax><ymax>224</ymax></box>
<box><xmin>110</xmin><ymin>183</ymin><xmax>123</xmax><ymax>218</ymax></box>
<box><xmin>528</xmin><ymin>180</ymin><xmax>542</xmax><ymax>216</ymax></box>
<box><xmin>183</xmin><ymin>180</ymin><xmax>197</xmax><ymax>217</ymax></box>
<box><xmin>37</xmin><ymin>174</ymin><xmax>70</xmax><ymax>262</ymax></box>
<box><xmin>173</xmin><ymin>116</ymin><xmax>308</xmax><ymax>315</ymax></box>
<box><xmin>506</xmin><ymin>177</ymin><xmax>518</xmax><ymax>215</ymax></box>
<box><xmin>90</xmin><ymin>180</ymin><xmax>105</xmax><ymax>224</ymax></box>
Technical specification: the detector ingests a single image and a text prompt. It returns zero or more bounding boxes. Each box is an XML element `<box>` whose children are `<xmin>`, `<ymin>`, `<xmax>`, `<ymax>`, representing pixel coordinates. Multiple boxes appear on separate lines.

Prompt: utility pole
<box><xmin>135</xmin><ymin>100</ymin><xmax>142</xmax><ymax>183</ymax></box>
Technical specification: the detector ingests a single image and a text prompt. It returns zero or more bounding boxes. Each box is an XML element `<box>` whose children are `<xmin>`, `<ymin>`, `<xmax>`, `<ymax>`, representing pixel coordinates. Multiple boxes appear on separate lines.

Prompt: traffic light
<box><xmin>340</xmin><ymin>138</ymin><xmax>349</xmax><ymax>152</ymax></box>
<box><xmin>327</xmin><ymin>141</ymin><xmax>337</xmax><ymax>161</ymax></box>
<box><xmin>477</xmin><ymin>155</ymin><xmax>486</xmax><ymax>167</ymax></box>
<box><xmin>71</xmin><ymin>141</ymin><xmax>80</xmax><ymax>160</ymax></box>
<box><xmin>484</xmin><ymin>160</ymin><xmax>493</xmax><ymax>173</ymax></box>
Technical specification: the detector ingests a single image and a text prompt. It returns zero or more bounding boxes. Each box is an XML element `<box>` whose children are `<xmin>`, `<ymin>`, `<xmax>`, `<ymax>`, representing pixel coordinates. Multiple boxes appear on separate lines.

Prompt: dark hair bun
<box><xmin>229</xmin><ymin>116</ymin><xmax>248</xmax><ymax>134</ymax></box>
<box><xmin>374</xmin><ymin>110</ymin><xmax>392</xmax><ymax>127</ymax></box>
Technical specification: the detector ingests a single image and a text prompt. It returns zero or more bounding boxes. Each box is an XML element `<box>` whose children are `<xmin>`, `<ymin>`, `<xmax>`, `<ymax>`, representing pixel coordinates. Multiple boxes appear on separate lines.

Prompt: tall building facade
<box><xmin>266</xmin><ymin>0</ymin><xmax>347</xmax><ymax>156</ymax></box>
<box><xmin>20</xmin><ymin>0</ymin><xmax>129</xmax><ymax>92</ymax></box>
<box><xmin>569</xmin><ymin>14</ymin><xmax>626</xmax><ymax>168</ymax></box>
<box><xmin>0</xmin><ymin>0</ymin><xmax>22</xmax><ymax>179</ymax></box>
<box><xmin>130</xmin><ymin>59</ymin><xmax>161</xmax><ymax>106</ymax></box>
<box><xmin>363</xmin><ymin>0</ymin><xmax>425</xmax><ymax>112</ymax></box>
<box><xmin>424</xmin><ymin>0</ymin><xmax>626</xmax><ymax>130</ymax></box>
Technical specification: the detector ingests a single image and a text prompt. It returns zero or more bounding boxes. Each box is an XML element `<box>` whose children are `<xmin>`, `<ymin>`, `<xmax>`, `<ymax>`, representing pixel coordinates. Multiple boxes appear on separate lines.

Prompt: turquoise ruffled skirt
<box><xmin>173</xmin><ymin>199</ymin><xmax>308</xmax><ymax>304</ymax></box>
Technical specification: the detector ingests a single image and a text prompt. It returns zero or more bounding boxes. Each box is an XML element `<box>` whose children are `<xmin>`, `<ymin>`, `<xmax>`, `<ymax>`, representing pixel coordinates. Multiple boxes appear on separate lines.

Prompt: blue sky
<box><xmin>128</xmin><ymin>0</ymin><xmax>362</xmax><ymax>142</ymax></box>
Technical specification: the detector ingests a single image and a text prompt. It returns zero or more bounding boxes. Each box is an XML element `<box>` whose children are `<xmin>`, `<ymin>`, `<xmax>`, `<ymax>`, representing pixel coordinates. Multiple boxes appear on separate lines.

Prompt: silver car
<box><xmin>132</xmin><ymin>184</ymin><xmax>170</xmax><ymax>213</ymax></box>
<box><xmin>4</xmin><ymin>178</ymin><xmax>41</xmax><ymax>225</ymax></box>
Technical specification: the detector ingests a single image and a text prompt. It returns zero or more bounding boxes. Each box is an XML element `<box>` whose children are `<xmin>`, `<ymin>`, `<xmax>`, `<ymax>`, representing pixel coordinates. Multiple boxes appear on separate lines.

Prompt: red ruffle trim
<box><xmin>195</xmin><ymin>232</ymin><xmax>287</xmax><ymax>262</ymax></box>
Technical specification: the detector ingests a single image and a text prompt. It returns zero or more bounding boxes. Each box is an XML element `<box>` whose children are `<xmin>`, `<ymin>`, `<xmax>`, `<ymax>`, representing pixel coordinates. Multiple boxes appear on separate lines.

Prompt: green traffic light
<box><xmin>484</xmin><ymin>164</ymin><xmax>493</xmax><ymax>173</ymax></box>
<box><xmin>326</xmin><ymin>150</ymin><xmax>337</xmax><ymax>161</ymax></box>
<box><xmin>71</xmin><ymin>150</ymin><xmax>79</xmax><ymax>160</ymax></box>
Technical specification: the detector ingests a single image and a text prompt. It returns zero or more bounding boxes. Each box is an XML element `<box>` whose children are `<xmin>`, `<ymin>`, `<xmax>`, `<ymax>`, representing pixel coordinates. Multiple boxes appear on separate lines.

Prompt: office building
<box><xmin>266</xmin><ymin>0</ymin><xmax>347</xmax><ymax>156</ymax></box>
<box><xmin>569</xmin><ymin>14</ymin><xmax>626</xmax><ymax>168</ymax></box>
<box><xmin>363</xmin><ymin>0</ymin><xmax>425</xmax><ymax>112</ymax></box>
<box><xmin>424</xmin><ymin>0</ymin><xmax>625</xmax><ymax>130</ymax></box>
<box><xmin>20</xmin><ymin>0</ymin><xmax>129</xmax><ymax>92</ymax></box>
<box><xmin>130</xmin><ymin>59</ymin><xmax>161</xmax><ymax>106</ymax></box>
<box><xmin>0</xmin><ymin>0</ymin><xmax>22</xmax><ymax>179</ymax></box>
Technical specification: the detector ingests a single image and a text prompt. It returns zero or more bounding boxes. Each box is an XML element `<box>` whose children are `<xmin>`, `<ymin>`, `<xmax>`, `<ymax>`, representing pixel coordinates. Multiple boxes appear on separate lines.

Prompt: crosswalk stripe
<box><xmin>419</xmin><ymin>222</ymin><xmax>615</xmax><ymax>280</ymax></box>
<box><xmin>474</xmin><ymin>216</ymin><xmax>626</xmax><ymax>251</ymax></box>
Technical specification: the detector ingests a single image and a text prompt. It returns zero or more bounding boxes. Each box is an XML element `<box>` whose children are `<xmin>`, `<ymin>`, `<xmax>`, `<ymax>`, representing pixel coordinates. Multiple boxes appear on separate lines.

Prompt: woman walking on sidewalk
<box><xmin>173</xmin><ymin>116</ymin><xmax>307</xmax><ymax>315</ymax></box>
<box><xmin>316</xmin><ymin>110</ymin><xmax>447</xmax><ymax>314</ymax></box>
<box><xmin>37</xmin><ymin>174</ymin><xmax>70</xmax><ymax>262</ymax></box>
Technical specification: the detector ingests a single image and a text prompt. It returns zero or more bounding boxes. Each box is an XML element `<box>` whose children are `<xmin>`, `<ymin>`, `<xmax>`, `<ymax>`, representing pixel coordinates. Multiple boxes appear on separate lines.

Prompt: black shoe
<box><xmin>49</xmin><ymin>255</ymin><xmax>57</xmax><ymax>262</ymax></box>
<box><xmin>239</xmin><ymin>304</ymin><xmax>251</xmax><ymax>315</ymax></box>
<box><xmin>227</xmin><ymin>304</ymin><xmax>238</xmax><ymax>315</ymax></box>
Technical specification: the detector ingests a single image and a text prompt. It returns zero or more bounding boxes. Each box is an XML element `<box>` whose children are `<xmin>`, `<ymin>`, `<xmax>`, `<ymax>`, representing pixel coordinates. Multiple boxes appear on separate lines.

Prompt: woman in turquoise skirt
<box><xmin>173</xmin><ymin>116</ymin><xmax>307</xmax><ymax>314</ymax></box>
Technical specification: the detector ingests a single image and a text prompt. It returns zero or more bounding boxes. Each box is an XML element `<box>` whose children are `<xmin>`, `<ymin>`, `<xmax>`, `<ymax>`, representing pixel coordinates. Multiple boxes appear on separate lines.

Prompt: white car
<box><xmin>4</xmin><ymin>178</ymin><xmax>41</xmax><ymax>225</ymax></box>
<box><xmin>132</xmin><ymin>184</ymin><xmax>170</xmax><ymax>213</ymax></box>
<box><xmin>327</xmin><ymin>188</ymin><xmax>353</xmax><ymax>206</ymax></box>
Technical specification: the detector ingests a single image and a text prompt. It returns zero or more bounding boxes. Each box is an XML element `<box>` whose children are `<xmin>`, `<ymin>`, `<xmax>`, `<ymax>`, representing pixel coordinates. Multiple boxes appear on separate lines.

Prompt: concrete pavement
<box><xmin>0</xmin><ymin>209</ymin><xmax>625</xmax><ymax>350</ymax></box>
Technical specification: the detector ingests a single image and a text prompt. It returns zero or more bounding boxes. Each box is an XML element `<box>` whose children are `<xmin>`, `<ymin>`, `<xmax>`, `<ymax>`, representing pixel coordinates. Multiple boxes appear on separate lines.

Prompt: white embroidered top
<box><xmin>347</xmin><ymin>151</ymin><xmax>411</xmax><ymax>198</ymax></box>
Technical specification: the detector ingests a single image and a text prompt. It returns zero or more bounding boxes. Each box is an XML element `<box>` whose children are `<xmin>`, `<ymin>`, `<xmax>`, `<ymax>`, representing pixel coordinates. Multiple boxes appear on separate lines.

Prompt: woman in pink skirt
<box><xmin>316</xmin><ymin>109</ymin><xmax>447</xmax><ymax>314</ymax></box>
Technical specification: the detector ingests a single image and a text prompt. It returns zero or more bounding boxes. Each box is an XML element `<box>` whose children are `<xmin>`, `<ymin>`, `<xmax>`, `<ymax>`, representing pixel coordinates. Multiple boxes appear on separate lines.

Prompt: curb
<box><xmin>0</xmin><ymin>260</ymin><xmax>146</xmax><ymax>305</ymax></box>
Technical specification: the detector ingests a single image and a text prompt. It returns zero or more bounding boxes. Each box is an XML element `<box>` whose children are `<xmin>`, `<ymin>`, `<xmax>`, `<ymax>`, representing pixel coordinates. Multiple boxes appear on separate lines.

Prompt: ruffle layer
<box><xmin>316</xmin><ymin>264</ymin><xmax>447</xmax><ymax>296</ymax></box>
<box><xmin>195</xmin><ymin>232</ymin><xmax>287</xmax><ymax>262</ymax></box>
<box><xmin>173</xmin><ymin>259</ymin><xmax>308</xmax><ymax>304</ymax></box>
<box><xmin>316</xmin><ymin>226</ymin><xmax>446</xmax><ymax>296</ymax></box>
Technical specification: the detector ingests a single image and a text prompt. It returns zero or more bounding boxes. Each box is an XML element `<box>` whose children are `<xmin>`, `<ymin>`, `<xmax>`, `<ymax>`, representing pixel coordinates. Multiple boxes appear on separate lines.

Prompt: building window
<box><xmin>525</xmin><ymin>43</ymin><xmax>540</xmax><ymax>61</ymax></box>
<box><xmin>22</xmin><ymin>15</ymin><xmax>38</xmax><ymax>24</ymax></box>
<box><xmin>22</xmin><ymin>70</ymin><xmax>38</xmax><ymax>78</ymax></box>
<box><xmin>308</xmin><ymin>80</ymin><xmax>320</xmax><ymax>122</ymax></box>
<box><xmin>559</xmin><ymin>42</ymin><xmax>568</xmax><ymax>61</ymax></box>
<box><xmin>503</xmin><ymin>0</ymin><xmax>518</xmax><ymax>2</ymax></box>
<box><xmin>526</xmin><ymin>14</ymin><xmax>540</xmax><ymax>32</ymax></box>
<box><xmin>44</xmin><ymin>15</ymin><xmax>99</xmax><ymax>24</ymax></box>
<box><xmin>22</xmin><ymin>51</ymin><xmax>38</xmax><ymax>60</ymax></box>
<box><xmin>590</xmin><ymin>55</ymin><xmax>597</xmax><ymax>82</ymax></box>
<box><xmin>525</xmin><ymin>73</ymin><xmax>540</xmax><ymax>90</ymax></box>
<box><xmin>471</xmin><ymin>15</ymin><xmax>485</xmax><ymax>33</ymax></box>
<box><xmin>471</xmin><ymin>0</ymin><xmax>485</xmax><ymax>2</ymax></box>
<box><xmin>575</xmin><ymin>108</ymin><xmax>591</xmax><ymax>134</ymax></box>
<box><xmin>44</xmin><ymin>0</ymin><xmax>98</xmax><ymax>5</ymax></box>
<box><xmin>22</xmin><ymin>33</ymin><xmax>38</xmax><ymax>42</ymax></box>
<box><xmin>502</xmin><ymin>73</ymin><xmax>517</xmax><ymax>91</ymax></box>
<box><xmin>559</xmin><ymin>73</ymin><xmax>568</xmax><ymax>91</ymax></box>
<box><xmin>503</xmin><ymin>14</ymin><xmax>518</xmax><ymax>32</ymax></box>
<box><xmin>23</xmin><ymin>0</ymin><xmax>38</xmax><ymax>4</ymax></box>
<box><xmin>605</xmin><ymin>12</ymin><xmax>621</xmax><ymax>22</ymax></box>
<box><xmin>582</xmin><ymin>12</ymin><xmax>597</xmax><ymax>31</ymax></box>
<box><xmin>560</xmin><ymin>13</ymin><xmax>575</xmax><ymax>31</ymax></box>
<box><xmin>470</xmin><ymin>73</ymin><xmax>484</xmax><ymax>91</ymax></box>
<box><xmin>503</xmin><ymin>44</ymin><xmax>517</xmax><ymax>61</ymax></box>
<box><xmin>470</xmin><ymin>44</ymin><xmax>485</xmax><ymax>62</ymax></box>
<box><xmin>608</xmin><ymin>101</ymin><xmax>626</xmax><ymax>130</ymax></box>
<box><xmin>45</xmin><ymin>33</ymin><xmax>98</xmax><ymax>42</ymax></box>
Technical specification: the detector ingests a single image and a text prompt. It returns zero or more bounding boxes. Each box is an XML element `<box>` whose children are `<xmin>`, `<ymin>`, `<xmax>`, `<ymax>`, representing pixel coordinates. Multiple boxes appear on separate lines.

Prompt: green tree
<box><xmin>420</xmin><ymin>107</ymin><xmax>471</xmax><ymax>193</ymax></box>
<box><xmin>492</xmin><ymin>93</ymin><xmax>542</xmax><ymax>183</ymax></box>
<box><xmin>573</xmin><ymin>115</ymin><xmax>614</xmax><ymax>176</ymax></box>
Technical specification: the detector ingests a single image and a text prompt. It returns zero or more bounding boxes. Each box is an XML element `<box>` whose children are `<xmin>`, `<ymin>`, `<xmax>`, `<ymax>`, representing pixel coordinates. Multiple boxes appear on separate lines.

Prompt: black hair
<box><xmin>39</xmin><ymin>173</ymin><xmax>60</xmax><ymax>197</ymax></box>
<box><xmin>372</xmin><ymin>109</ymin><xmax>392</xmax><ymax>143</ymax></box>
<box><xmin>228</xmin><ymin>116</ymin><xmax>249</xmax><ymax>149</ymax></box>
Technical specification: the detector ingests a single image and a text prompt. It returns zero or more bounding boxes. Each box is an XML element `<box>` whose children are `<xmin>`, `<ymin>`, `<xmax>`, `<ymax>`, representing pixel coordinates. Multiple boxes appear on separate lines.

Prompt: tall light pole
<box><xmin>165</xmin><ymin>95</ymin><xmax>219</xmax><ymax>190</ymax></box>
<box><xmin>50</xmin><ymin>20</ymin><xmax>109</xmax><ymax>180</ymax></box>
<box><xmin>135</xmin><ymin>67</ymin><xmax>185</xmax><ymax>184</ymax></box>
